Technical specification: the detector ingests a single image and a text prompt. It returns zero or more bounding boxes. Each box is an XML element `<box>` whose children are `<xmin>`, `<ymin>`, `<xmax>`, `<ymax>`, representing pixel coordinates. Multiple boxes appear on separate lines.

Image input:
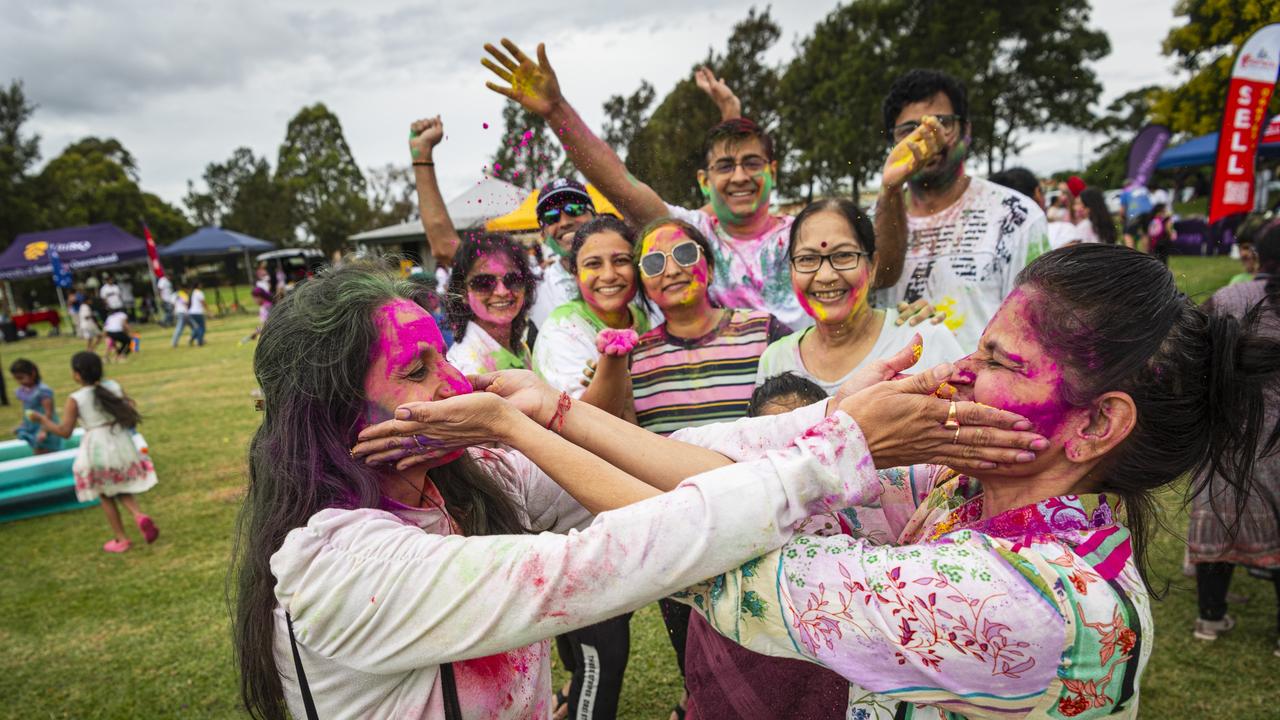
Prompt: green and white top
<box><xmin>531</xmin><ymin>299</ymin><xmax>650</xmax><ymax>398</ymax></box>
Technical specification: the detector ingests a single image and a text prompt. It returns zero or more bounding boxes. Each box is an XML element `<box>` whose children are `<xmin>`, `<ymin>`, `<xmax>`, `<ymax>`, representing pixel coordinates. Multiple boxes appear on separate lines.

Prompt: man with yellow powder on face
<box><xmin>481</xmin><ymin>39</ymin><xmax>946</xmax><ymax>334</ymax></box>
<box><xmin>871</xmin><ymin>69</ymin><xmax>1051</xmax><ymax>353</ymax></box>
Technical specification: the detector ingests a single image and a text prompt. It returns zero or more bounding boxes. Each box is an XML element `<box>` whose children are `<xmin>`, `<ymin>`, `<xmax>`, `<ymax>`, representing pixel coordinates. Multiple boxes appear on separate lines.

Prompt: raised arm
<box><xmin>482</xmin><ymin>39</ymin><xmax>669</xmax><ymax>225</ymax></box>
<box><xmin>873</xmin><ymin>116</ymin><xmax>945</xmax><ymax>288</ymax></box>
<box><xmin>408</xmin><ymin>116</ymin><xmax>463</xmax><ymax>266</ymax></box>
<box><xmin>694</xmin><ymin>66</ymin><xmax>741</xmax><ymax>122</ymax></box>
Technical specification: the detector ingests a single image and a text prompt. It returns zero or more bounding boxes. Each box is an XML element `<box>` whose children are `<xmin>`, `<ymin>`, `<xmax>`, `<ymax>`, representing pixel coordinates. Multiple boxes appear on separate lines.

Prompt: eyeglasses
<box><xmin>539</xmin><ymin>202</ymin><xmax>592</xmax><ymax>226</ymax></box>
<box><xmin>639</xmin><ymin>240</ymin><xmax>702</xmax><ymax>277</ymax></box>
<box><xmin>467</xmin><ymin>271</ymin><xmax>527</xmax><ymax>294</ymax></box>
<box><xmin>890</xmin><ymin>114</ymin><xmax>964</xmax><ymax>143</ymax></box>
<box><xmin>790</xmin><ymin>251</ymin><xmax>869</xmax><ymax>274</ymax></box>
<box><xmin>707</xmin><ymin>155</ymin><xmax>768</xmax><ymax>175</ymax></box>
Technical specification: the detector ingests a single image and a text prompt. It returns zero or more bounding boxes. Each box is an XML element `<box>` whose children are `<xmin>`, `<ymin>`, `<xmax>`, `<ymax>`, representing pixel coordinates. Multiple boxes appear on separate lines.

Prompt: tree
<box><xmin>275</xmin><ymin>103</ymin><xmax>370</xmax><ymax>257</ymax></box>
<box><xmin>625</xmin><ymin>6</ymin><xmax>785</xmax><ymax>207</ymax></box>
<box><xmin>184</xmin><ymin>147</ymin><xmax>292</xmax><ymax>241</ymax></box>
<box><xmin>1082</xmin><ymin>86</ymin><xmax>1160</xmax><ymax>188</ymax></box>
<box><xmin>141</xmin><ymin>192</ymin><xmax>194</xmax><ymax>243</ymax></box>
<box><xmin>0</xmin><ymin>80</ymin><xmax>43</xmax><ymax>244</ymax></box>
<box><xmin>490</xmin><ymin>101</ymin><xmax>564</xmax><ymax>190</ymax></box>
<box><xmin>36</xmin><ymin>137</ymin><xmax>147</xmax><ymax>230</ymax></box>
<box><xmin>1151</xmin><ymin>0</ymin><xmax>1280</xmax><ymax>136</ymax></box>
<box><xmin>601</xmin><ymin>81</ymin><xmax>655</xmax><ymax>159</ymax></box>
<box><xmin>366</xmin><ymin>163</ymin><xmax>417</xmax><ymax>227</ymax></box>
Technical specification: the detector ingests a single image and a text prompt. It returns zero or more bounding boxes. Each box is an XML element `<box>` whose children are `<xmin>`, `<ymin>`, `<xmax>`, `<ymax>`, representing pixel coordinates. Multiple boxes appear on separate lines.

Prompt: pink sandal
<box><xmin>136</xmin><ymin>515</ymin><xmax>159</xmax><ymax>544</ymax></box>
<box><xmin>103</xmin><ymin>538</ymin><xmax>131</xmax><ymax>553</ymax></box>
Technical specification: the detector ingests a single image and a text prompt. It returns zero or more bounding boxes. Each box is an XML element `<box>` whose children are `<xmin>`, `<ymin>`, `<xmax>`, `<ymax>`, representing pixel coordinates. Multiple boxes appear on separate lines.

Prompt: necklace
<box><xmin>397</xmin><ymin>474</ymin><xmax>428</xmax><ymax>508</ymax></box>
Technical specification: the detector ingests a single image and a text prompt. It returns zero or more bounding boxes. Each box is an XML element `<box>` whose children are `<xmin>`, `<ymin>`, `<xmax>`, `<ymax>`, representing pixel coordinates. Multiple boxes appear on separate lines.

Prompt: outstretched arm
<box><xmin>34</xmin><ymin>397</ymin><xmax>78</xmax><ymax>439</ymax></box>
<box><xmin>409</xmin><ymin>116</ymin><xmax>463</xmax><ymax>266</ymax></box>
<box><xmin>482</xmin><ymin>39</ymin><xmax>669</xmax><ymax>225</ymax></box>
<box><xmin>695</xmin><ymin>66</ymin><xmax>741</xmax><ymax>122</ymax></box>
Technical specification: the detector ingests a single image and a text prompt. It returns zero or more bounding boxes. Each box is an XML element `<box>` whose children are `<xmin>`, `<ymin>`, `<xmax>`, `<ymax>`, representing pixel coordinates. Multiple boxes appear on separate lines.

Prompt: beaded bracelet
<box><xmin>546</xmin><ymin>391</ymin><xmax>572</xmax><ymax>434</ymax></box>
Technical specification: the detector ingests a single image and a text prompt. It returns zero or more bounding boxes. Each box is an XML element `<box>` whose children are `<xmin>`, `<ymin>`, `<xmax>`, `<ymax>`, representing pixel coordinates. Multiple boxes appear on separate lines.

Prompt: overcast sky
<box><xmin>4</xmin><ymin>0</ymin><xmax>1183</xmax><ymax>221</ymax></box>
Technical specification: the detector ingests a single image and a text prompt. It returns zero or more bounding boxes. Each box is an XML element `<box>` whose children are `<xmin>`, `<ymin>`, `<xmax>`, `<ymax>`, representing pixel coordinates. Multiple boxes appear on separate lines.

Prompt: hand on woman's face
<box><xmin>948</xmin><ymin>287</ymin><xmax>1080</xmax><ymax>458</ymax></box>
<box><xmin>791</xmin><ymin>211</ymin><xmax>873</xmax><ymax>324</ymax></box>
<box><xmin>638</xmin><ymin>225</ymin><xmax>710</xmax><ymax>310</ymax></box>
<box><xmin>363</xmin><ymin>299</ymin><xmax>472</xmax><ymax>430</ymax></box>
<box><xmin>465</xmin><ymin>253</ymin><xmax>526</xmax><ymax>327</ymax></box>
<box><xmin>576</xmin><ymin>230</ymin><xmax>637</xmax><ymax>316</ymax></box>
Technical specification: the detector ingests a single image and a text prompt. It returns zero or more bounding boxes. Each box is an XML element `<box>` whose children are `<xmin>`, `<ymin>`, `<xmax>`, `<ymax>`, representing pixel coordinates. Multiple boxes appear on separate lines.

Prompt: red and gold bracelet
<box><xmin>546</xmin><ymin>391</ymin><xmax>572</xmax><ymax>434</ymax></box>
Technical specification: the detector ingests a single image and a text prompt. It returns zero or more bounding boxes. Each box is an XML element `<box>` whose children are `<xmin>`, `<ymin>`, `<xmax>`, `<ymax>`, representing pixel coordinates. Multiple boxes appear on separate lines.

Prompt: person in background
<box><xmin>1228</xmin><ymin>214</ymin><xmax>1269</xmax><ymax>285</ymax></box>
<box><xmin>76</xmin><ymin>292</ymin><xmax>103</xmax><ymax>352</ymax></box>
<box><xmin>31</xmin><ymin>352</ymin><xmax>159</xmax><ymax>553</ymax></box>
<box><xmin>102</xmin><ymin>309</ymin><xmax>134</xmax><ymax>362</ymax></box>
<box><xmin>1188</xmin><ymin>220</ymin><xmax>1280</xmax><ymax>656</ymax></box>
<box><xmin>871</xmin><ymin>69</ymin><xmax>1050</xmax><ymax>352</ymax></box>
<box><xmin>746</xmin><ymin>372</ymin><xmax>827</xmax><ymax>418</ymax></box>
<box><xmin>1147</xmin><ymin>203</ymin><xmax>1176</xmax><ymax>265</ymax></box>
<box><xmin>186</xmin><ymin>280</ymin><xmax>207</xmax><ymax>346</ymax></box>
<box><xmin>99</xmin><ymin>275</ymin><xmax>124</xmax><ymax>315</ymax></box>
<box><xmin>526</xmin><ymin>178</ymin><xmax>599</xmax><ymax>329</ymax></box>
<box><xmin>157</xmin><ymin>273</ymin><xmax>175</xmax><ymax>327</ymax></box>
<box><xmin>482</xmin><ymin>40</ymin><xmax>946</xmax><ymax>334</ymax></box>
<box><xmin>445</xmin><ymin>234</ymin><xmax>538</xmax><ymax>376</ymax></box>
<box><xmin>170</xmin><ymin>285</ymin><xmax>190</xmax><ymax>348</ymax></box>
<box><xmin>119</xmin><ymin>276</ymin><xmax>135</xmax><ymax>321</ymax></box>
<box><xmin>1075</xmin><ymin>187</ymin><xmax>1118</xmax><ymax>244</ymax></box>
<box><xmin>11</xmin><ymin>359</ymin><xmax>62</xmax><ymax>455</ymax></box>
<box><xmin>988</xmin><ymin>167</ymin><xmax>1082</xmax><ymax>250</ymax></box>
<box><xmin>755</xmin><ymin>199</ymin><xmax>964</xmax><ymax>395</ymax></box>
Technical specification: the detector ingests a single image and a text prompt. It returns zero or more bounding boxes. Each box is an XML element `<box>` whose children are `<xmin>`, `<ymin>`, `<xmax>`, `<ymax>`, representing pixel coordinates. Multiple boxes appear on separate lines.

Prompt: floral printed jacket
<box><xmin>671</xmin><ymin>403</ymin><xmax>1153</xmax><ymax>720</ymax></box>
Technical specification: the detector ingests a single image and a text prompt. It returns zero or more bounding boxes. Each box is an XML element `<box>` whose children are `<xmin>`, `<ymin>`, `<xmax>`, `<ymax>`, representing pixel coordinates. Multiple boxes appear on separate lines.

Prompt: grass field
<box><xmin>0</xmin><ymin>256</ymin><xmax>1277</xmax><ymax>719</ymax></box>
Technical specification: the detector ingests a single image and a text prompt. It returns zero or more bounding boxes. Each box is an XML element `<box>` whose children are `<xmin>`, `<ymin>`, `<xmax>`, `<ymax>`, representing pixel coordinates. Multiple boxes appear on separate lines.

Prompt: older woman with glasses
<box><xmin>756</xmin><ymin>198</ymin><xmax>965</xmax><ymax>395</ymax></box>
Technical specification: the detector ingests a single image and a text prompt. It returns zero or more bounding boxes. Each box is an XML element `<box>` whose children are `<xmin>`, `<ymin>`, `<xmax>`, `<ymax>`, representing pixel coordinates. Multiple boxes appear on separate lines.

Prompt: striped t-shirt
<box><xmin>631</xmin><ymin>309</ymin><xmax>785</xmax><ymax>435</ymax></box>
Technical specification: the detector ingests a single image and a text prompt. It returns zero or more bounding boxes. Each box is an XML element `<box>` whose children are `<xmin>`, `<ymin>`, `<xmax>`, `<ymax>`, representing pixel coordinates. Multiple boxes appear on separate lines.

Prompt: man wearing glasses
<box><xmin>526</xmin><ymin>177</ymin><xmax>598</xmax><ymax>328</ymax></box>
<box><xmin>873</xmin><ymin>69</ymin><xmax>1050</xmax><ymax>352</ymax></box>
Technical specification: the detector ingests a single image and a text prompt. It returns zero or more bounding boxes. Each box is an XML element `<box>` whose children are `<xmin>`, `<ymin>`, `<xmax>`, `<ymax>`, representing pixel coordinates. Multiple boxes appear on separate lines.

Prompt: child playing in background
<box><xmin>31</xmin><ymin>352</ymin><xmax>159</xmax><ymax>553</ymax></box>
<box><xmin>10</xmin><ymin>359</ymin><xmax>62</xmax><ymax>455</ymax></box>
<box><xmin>102</xmin><ymin>310</ymin><xmax>133</xmax><ymax>362</ymax></box>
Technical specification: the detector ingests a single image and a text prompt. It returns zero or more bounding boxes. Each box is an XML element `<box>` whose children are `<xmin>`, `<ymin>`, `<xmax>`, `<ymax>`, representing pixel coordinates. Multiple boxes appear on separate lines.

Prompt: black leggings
<box><xmin>1196</xmin><ymin>562</ymin><xmax>1280</xmax><ymax>627</ymax></box>
<box><xmin>562</xmin><ymin>612</ymin><xmax>632</xmax><ymax>719</ymax></box>
<box><xmin>107</xmin><ymin>331</ymin><xmax>131</xmax><ymax>356</ymax></box>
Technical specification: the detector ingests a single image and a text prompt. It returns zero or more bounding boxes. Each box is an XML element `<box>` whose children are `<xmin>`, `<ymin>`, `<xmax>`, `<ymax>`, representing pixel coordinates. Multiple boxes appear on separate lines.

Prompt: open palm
<box><xmin>482</xmin><ymin>39</ymin><xmax>562</xmax><ymax>116</ymax></box>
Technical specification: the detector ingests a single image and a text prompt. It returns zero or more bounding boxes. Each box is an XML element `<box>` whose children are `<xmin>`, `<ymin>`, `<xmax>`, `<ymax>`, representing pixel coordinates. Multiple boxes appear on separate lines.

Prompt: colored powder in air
<box><xmin>483</xmin><ymin>122</ymin><xmax>489</xmax><ymax>129</ymax></box>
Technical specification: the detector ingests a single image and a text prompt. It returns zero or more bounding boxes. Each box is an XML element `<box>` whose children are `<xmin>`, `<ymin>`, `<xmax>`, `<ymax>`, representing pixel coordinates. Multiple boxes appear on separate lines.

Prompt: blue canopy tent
<box><xmin>159</xmin><ymin>227</ymin><xmax>276</xmax><ymax>284</ymax></box>
<box><xmin>1157</xmin><ymin>120</ymin><xmax>1280</xmax><ymax>169</ymax></box>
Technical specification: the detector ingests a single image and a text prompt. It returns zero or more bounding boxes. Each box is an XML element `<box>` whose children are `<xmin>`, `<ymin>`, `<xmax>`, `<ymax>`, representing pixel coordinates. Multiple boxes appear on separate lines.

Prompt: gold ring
<box><xmin>953</xmin><ymin>427</ymin><xmax>961</xmax><ymax>444</ymax></box>
<box><xmin>944</xmin><ymin>399</ymin><xmax>960</xmax><ymax>430</ymax></box>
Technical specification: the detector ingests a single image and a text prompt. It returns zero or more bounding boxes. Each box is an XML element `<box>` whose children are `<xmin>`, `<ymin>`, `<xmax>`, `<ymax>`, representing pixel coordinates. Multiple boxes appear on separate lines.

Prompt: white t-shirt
<box><xmin>103</xmin><ymin>311</ymin><xmax>128</xmax><ymax>334</ymax></box>
<box><xmin>754</xmin><ymin>307</ymin><xmax>966</xmax><ymax>395</ymax></box>
<box><xmin>527</xmin><ymin>260</ymin><xmax>579</xmax><ymax>330</ymax></box>
<box><xmin>531</xmin><ymin>299</ymin><xmax>649</xmax><ymax>399</ymax></box>
<box><xmin>99</xmin><ymin>283</ymin><xmax>123</xmax><ymax>310</ymax></box>
<box><xmin>872</xmin><ymin>177</ymin><xmax>1050</xmax><ymax>353</ymax></box>
<box><xmin>1075</xmin><ymin>219</ymin><xmax>1101</xmax><ymax>244</ymax></box>
<box><xmin>157</xmin><ymin>276</ymin><xmax>174</xmax><ymax>304</ymax></box>
<box><xmin>188</xmin><ymin>289</ymin><xmax>206</xmax><ymax>315</ymax></box>
<box><xmin>1047</xmin><ymin>221</ymin><xmax>1083</xmax><ymax>250</ymax></box>
<box><xmin>663</xmin><ymin>204</ymin><xmax>812</xmax><ymax>332</ymax></box>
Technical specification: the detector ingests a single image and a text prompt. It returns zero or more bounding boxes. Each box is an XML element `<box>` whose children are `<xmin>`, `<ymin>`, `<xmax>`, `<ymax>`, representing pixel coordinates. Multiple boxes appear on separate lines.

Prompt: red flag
<box><xmin>1210</xmin><ymin>23</ymin><xmax>1280</xmax><ymax>223</ymax></box>
<box><xmin>142</xmin><ymin>222</ymin><xmax>166</xmax><ymax>279</ymax></box>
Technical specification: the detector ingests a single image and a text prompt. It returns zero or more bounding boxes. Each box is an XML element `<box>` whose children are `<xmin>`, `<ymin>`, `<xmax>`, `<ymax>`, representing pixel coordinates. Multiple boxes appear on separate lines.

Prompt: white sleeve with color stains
<box><xmin>272</xmin><ymin>411</ymin><xmax>878</xmax><ymax>676</ymax></box>
<box><xmin>669</xmin><ymin>399</ymin><xmax>827</xmax><ymax>462</ymax></box>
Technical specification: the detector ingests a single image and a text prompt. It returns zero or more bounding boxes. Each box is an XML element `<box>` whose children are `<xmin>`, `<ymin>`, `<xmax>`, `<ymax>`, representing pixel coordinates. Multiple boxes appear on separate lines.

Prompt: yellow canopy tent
<box><xmin>484</xmin><ymin>185</ymin><xmax>622</xmax><ymax>232</ymax></box>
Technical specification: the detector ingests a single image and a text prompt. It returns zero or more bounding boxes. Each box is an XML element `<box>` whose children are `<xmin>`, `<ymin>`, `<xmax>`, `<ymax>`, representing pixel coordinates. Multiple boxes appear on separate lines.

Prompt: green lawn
<box><xmin>0</xmin><ymin>257</ymin><xmax>1275</xmax><ymax>719</ymax></box>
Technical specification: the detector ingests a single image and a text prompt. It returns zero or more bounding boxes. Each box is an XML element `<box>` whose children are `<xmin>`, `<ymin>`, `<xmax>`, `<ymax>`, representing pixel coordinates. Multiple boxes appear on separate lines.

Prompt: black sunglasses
<box><xmin>467</xmin><ymin>271</ymin><xmax>527</xmax><ymax>293</ymax></box>
<box><xmin>539</xmin><ymin>202</ymin><xmax>591</xmax><ymax>226</ymax></box>
<box><xmin>639</xmin><ymin>240</ymin><xmax>702</xmax><ymax>277</ymax></box>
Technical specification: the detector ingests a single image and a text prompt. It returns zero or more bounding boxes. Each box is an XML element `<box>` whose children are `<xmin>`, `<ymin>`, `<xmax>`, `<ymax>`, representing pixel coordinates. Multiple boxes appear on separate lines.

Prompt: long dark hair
<box><xmin>232</xmin><ymin>259</ymin><xmax>528</xmax><ymax>720</ymax></box>
<box><xmin>1255</xmin><ymin>219</ymin><xmax>1280</xmax><ymax>311</ymax></box>
<box><xmin>444</xmin><ymin>233</ymin><xmax>537</xmax><ymax>347</ymax></box>
<box><xmin>70</xmin><ymin>352</ymin><xmax>139</xmax><ymax>428</ymax></box>
<box><xmin>1078</xmin><ymin>188</ymin><xmax>1116</xmax><ymax>244</ymax></box>
<box><xmin>1015</xmin><ymin>244</ymin><xmax>1280</xmax><ymax>589</ymax></box>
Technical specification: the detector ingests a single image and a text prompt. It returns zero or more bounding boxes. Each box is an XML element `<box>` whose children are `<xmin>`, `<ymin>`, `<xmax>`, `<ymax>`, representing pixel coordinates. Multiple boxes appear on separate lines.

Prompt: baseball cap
<box><xmin>535</xmin><ymin>178</ymin><xmax>594</xmax><ymax>220</ymax></box>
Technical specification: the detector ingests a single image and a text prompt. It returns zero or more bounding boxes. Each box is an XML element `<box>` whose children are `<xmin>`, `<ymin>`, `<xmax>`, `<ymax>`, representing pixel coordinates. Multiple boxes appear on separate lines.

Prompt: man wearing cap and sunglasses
<box><xmin>526</xmin><ymin>178</ymin><xmax>599</xmax><ymax>329</ymax></box>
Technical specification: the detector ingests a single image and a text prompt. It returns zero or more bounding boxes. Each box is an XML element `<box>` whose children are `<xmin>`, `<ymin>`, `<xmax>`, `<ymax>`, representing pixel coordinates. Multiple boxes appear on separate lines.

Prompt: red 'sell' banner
<box><xmin>1210</xmin><ymin>23</ymin><xmax>1280</xmax><ymax>223</ymax></box>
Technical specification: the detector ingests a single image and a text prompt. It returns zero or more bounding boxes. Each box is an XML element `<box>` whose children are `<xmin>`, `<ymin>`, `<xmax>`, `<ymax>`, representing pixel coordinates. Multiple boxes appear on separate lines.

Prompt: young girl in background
<box><xmin>11</xmin><ymin>359</ymin><xmax>62</xmax><ymax>455</ymax></box>
<box><xmin>32</xmin><ymin>352</ymin><xmax>159</xmax><ymax>553</ymax></box>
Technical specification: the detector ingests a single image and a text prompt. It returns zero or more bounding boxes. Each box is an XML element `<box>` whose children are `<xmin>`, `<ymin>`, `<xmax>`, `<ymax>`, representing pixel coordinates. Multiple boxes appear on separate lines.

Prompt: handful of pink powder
<box><xmin>595</xmin><ymin>328</ymin><xmax>639</xmax><ymax>357</ymax></box>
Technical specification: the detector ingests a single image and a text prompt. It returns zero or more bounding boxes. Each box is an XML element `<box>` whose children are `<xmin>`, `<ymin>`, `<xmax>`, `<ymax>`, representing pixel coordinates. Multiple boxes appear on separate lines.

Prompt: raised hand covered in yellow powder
<box><xmin>482</xmin><ymin>39</ymin><xmax>562</xmax><ymax>117</ymax></box>
<box><xmin>882</xmin><ymin>115</ymin><xmax>945</xmax><ymax>189</ymax></box>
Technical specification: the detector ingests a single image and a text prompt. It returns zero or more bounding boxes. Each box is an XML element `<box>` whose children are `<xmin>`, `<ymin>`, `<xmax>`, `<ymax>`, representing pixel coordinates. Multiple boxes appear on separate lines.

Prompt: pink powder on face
<box><xmin>374</xmin><ymin>299</ymin><xmax>446</xmax><ymax>377</ymax></box>
<box><xmin>596</xmin><ymin>328</ymin><xmax>639</xmax><ymax>356</ymax></box>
